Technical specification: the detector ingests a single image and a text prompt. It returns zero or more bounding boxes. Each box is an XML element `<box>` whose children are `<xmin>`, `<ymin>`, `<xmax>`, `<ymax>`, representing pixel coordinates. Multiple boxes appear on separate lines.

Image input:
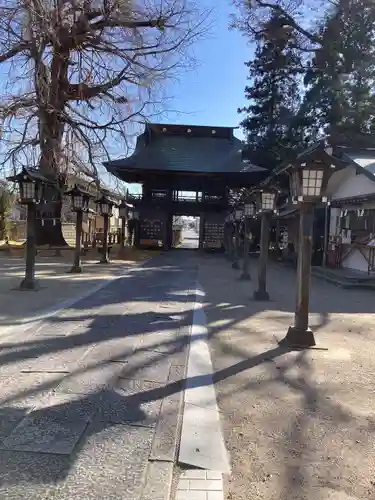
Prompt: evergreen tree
<box><xmin>238</xmin><ymin>13</ymin><xmax>306</xmax><ymax>170</ymax></box>
<box><xmin>302</xmin><ymin>0</ymin><xmax>375</xmax><ymax>141</ymax></box>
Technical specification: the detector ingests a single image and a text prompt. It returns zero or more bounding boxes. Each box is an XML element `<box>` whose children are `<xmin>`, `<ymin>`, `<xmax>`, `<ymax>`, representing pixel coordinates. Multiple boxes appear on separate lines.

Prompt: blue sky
<box><xmin>152</xmin><ymin>1</ymin><xmax>254</xmax><ymax>141</ymax></box>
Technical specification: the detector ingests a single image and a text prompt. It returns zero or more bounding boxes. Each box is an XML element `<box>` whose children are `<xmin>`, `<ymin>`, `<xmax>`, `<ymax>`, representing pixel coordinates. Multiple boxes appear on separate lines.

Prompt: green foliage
<box><xmin>238</xmin><ymin>0</ymin><xmax>375</xmax><ymax>166</ymax></box>
<box><xmin>238</xmin><ymin>13</ymin><xmax>308</xmax><ymax>171</ymax></box>
<box><xmin>301</xmin><ymin>0</ymin><xmax>375</xmax><ymax>138</ymax></box>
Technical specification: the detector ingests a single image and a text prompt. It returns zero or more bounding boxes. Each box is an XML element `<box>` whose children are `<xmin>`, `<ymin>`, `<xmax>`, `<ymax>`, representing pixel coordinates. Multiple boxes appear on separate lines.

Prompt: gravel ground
<box><xmin>198</xmin><ymin>255</ymin><xmax>375</xmax><ymax>500</ymax></box>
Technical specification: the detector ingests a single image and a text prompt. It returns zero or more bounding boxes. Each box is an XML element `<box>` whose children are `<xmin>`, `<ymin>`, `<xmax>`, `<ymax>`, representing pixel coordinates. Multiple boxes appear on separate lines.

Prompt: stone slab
<box><xmin>55</xmin><ymin>362</ymin><xmax>123</xmax><ymax>395</ymax></box>
<box><xmin>0</xmin><ymin>450</ymin><xmax>70</xmax><ymax>500</ymax></box>
<box><xmin>141</xmin><ymin>462</ymin><xmax>174</xmax><ymax>500</ymax></box>
<box><xmin>44</xmin><ymin>462</ymin><xmax>147</xmax><ymax>500</ymax></box>
<box><xmin>150</xmin><ymin>365</ymin><xmax>185</xmax><ymax>462</ymax></box>
<box><xmin>179</xmin><ymin>403</ymin><xmax>230</xmax><ymax>473</ymax></box>
<box><xmin>119</xmin><ymin>349</ymin><xmax>173</xmax><ymax>383</ymax></box>
<box><xmin>76</xmin><ymin>418</ymin><xmax>154</xmax><ymax>465</ymax></box>
<box><xmin>80</xmin><ymin>339</ymin><xmax>134</xmax><ymax>366</ymax></box>
<box><xmin>179</xmin><ymin>290</ymin><xmax>230</xmax><ymax>474</ymax></box>
<box><xmin>0</xmin><ymin>372</ymin><xmax>64</xmax><ymax>407</ymax></box>
<box><xmin>0</xmin><ymin>406</ymin><xmax>31</xmax><ymax>442</ymax></box>
<box><xmin>0</xmin><ymin>393</ymin><xmax>98</xmax><ymax>455</ymax></box>
<box><xmin>0</xmin><ymin>416</ymin><xmax>89</xmax><ymax>455</ymax></box>
<box><xmin>97</xmin><ymin>379</ymin><xmax>163</xmax><ymax>427</ymax></box>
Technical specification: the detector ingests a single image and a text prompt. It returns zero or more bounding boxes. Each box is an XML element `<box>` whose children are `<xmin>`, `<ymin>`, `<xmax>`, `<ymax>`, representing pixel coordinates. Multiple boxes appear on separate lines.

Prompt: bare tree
<box><xmin>0</xmin><ymin>0</ymin><xmax>206</xmax><ymax>243</ymax></box>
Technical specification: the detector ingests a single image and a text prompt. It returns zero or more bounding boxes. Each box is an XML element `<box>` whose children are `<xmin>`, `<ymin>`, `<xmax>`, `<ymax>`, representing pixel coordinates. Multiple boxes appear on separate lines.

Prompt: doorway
<box><xmin>172</xmin><ymin>215</ymin><xmax>200</xmax><ymax>249</ymax></box>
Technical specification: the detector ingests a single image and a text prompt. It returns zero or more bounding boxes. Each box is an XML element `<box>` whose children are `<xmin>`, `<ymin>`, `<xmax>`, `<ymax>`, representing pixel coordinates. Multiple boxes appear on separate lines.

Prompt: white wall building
<box><xmin>326</xmin><ymin>147</ymin><xmax>375</xmax><ymax>273</ymax></box>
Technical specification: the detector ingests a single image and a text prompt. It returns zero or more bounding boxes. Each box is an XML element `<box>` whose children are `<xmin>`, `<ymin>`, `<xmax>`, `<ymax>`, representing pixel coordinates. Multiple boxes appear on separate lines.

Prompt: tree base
<box><xmin>240</xmin><ymin>272</ymin><xmax>251</xmax><ymax>281</ymax></box>
<box><xmin>20</xmin><ymin>278</ymin><xmax>39</xmax><ymax>291</ymax></box>
<box><xmin>68</xmin><ymin>265</ymin><xmax>82</xmax><ymax>274</ymax></box>
<box><xmin>232</xmin><ymin>261</ymin><xmax>240</xmax><ymax>270</ymax></box>
<box><xmin>253</xmin><ymin>289</ymin><xmax>269</xmax><ymax>301</ymax></box>
<box><xmin>278</xmin><ymin>326</ymin><xmax>316</xmax><ymax>349</ymax></box>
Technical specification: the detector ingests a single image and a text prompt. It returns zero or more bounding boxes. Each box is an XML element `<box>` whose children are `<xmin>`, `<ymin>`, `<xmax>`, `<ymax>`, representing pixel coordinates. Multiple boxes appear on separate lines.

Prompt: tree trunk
<box><xmin>35</xmin><ymin>184</ymin><xmax>68</xmax><ymax>246</ymax></box>
<box><xmin>35</xmin><ymin>47</ymin><xmax>69</xmax><ymax>247</ymax></box>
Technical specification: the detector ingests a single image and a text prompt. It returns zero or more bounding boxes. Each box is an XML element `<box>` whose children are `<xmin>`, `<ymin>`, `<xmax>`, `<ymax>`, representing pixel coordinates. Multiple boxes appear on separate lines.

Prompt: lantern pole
<box><xmin>278</xmin><ymin>141</ymin><xmax>343</xmax><ymax>348</ymax></box>
<box><xmin>232</xmin><ymin>222</ymin><xmax>240</xmax><ymax>270</ymax></box>
<box><xmin>71</xmin><ymin>210</ymin><xmax>83</xmax><ymax>273</ymax></box>
<box><xmin>227</xmin><ymin>216</ymin><xmax>234</xmax><ymax>261</ymax></box>
<box><xmin>241</xmin><ymin>202</ymin><xmax>255</xmax><ymax>281</ymax></box>
<box><xmin>254</xmin><ymin>211</ymin><xmax>271</xmax><ymax>301</ymax></box>
<box><xmin>232</xmin><ymin>209</ymin><xmax>243</xmax><ymax>270</ymax></box>
<box><xmin>253</xmin><ymin>188</ymin><xmax>278</xmax><ymax>301</ymax></box>
<box><xmin>240</xmin><ymin>216</ymin><xmax>251</xmax><ymax>280</ymax></box>
<box><xmin>100</xmin><ymin>213</ymin><xmax>110</xmax><ymax>264</ymax></box>
<box><xmin>21</xmin><ymin>202</ymin><xmax>37</xmax><ymax>290</ymax></box>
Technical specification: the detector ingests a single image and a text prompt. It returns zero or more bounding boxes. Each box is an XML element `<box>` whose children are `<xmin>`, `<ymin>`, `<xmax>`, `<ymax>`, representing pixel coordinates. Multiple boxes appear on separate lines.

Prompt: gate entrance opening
<box><xmin>172</xmin><ymin>216</ymin><xmax>200</xmax><ymax>249</ymax></box>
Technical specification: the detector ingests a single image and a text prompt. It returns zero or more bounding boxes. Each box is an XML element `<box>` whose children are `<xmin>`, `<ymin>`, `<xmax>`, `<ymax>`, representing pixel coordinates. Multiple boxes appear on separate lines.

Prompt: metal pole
<box><xmin>240</xmin><ymin>217</ymin><xmax>251</xmax><ymax>280</ymax></box>
<box><xmin>254</xmin><ymin>212</ymin><xmax>270</xmax><ymax>301</ymax></box>
<box><xmin>232</xmin><ymin>222</ymin><xmax>240</xmax><ymax>269</ymax></box>
<box><xmin>227</xmin><ymin>224</ymin><xmax>233</xmax><ymax>261</ymax></box>
<box><xmin>100</xmin><ymin>214</ymin><xmax>110</xmax><ymax>264</ymax></box>
<box><xmin>121</xmin><ymin>217</ymin><xmax>126</xmax><ymax>248</ymax></box>
<box><xmin>280</xmin><ymin>203</ymin><xmax>316</xmax><ymax>347</ymax></box>
<box><xmin>20</xmin><ymin>203</ymin><xmax>37</xmax><ymax>290</ymax></box>
<box><xmin>70</xmin><ymin>210</ymin><xmax>83</xmax><ymax>273</ymax></box>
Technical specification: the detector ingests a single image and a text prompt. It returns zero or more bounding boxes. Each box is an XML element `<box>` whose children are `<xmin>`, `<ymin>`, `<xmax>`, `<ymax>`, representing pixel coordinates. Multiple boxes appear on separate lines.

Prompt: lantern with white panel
<box><xmin>65</xmin><ymin>185</ymin><xmax>92</xmax><ymax>273</ymax></box>
<box><xmin>288</xmin><ymin>160</ymin><xmax>335</xmax><ymax>204</ymax></box>
<box><xmin>6</xmin><ymin>167</ymin><xmax>50</xmax><ymax>290</ymax></box>
<box><xmin>241</xmin><ymin>201</ymin><xmax>256</xmax><ymax>281</ymax></box>
<box><xmin>253</xmin><ymin>187</ymin><xmax>279</xmax><ymax>301</ymax></box>
<box><xmin>244</xmin><ymin>201</ymin><xmax>256</xmax><ymax>218</ymax></box>
<box><xmin>279</xmin><ymin>142</ymin><xmax>344</xmax><ymax>349</ymax></box>
<box><xmin>255</xmin><ymin>187</ymin><xmax>278</xmax><ymax>214</ymax></box>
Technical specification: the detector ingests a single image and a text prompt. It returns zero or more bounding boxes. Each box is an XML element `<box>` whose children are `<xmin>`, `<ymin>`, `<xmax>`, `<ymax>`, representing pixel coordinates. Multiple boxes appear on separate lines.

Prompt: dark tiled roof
<box><xmin>104</xmin><ymin>124</ymin><xmax>265</xmax><ymax>175</ymax></box>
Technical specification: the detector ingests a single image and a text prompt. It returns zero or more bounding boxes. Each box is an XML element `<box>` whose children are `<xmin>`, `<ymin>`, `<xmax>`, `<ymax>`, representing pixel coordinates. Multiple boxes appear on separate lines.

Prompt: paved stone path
<box><xmin>0</xmin><ymin>252</ymin><xmax>152</xmax><ymax>334</ymax></box>
<box><xmin>0</xmin><ymin>251</ymin><xmax>198</xmax><ymax>499</ymax></box>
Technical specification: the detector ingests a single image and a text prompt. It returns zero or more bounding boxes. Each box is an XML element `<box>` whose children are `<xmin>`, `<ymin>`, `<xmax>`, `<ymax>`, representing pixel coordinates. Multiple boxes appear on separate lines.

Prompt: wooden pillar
<box><xmin>199</xmin><ymin>213</ymin><xmax>205</xmax><ymax>250</ymax></box>
<box><xmin>280</xmin><ymin>203</ymin><xmax>316</xmax><ymax>347</ymax></box>
<box><xmin>240</xmin><ymin>218</ymin><xmax>251</xmax><ymax>280</ymax></box>
<box><xmin>254</xmin><ymin>212</ymin><xmax>270</xmax><ymax>301</ymax></box>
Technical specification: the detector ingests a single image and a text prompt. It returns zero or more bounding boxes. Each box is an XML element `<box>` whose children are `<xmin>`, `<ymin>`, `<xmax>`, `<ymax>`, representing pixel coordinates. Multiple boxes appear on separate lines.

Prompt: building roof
<box><xmin>103</xmin><ymin>123</ymin><xmax>265</xmax><ymax>177</ymax></box>
<box><xmin>334</xmin><ymin>146</ymin><xmax>375</xmax><ymax>180</ymax></box>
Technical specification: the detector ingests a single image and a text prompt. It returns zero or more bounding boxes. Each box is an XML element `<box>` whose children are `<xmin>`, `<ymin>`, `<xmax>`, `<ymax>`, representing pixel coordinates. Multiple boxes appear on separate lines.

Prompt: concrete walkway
<box><xmin>0</xmin><ymin>251</ymin><xmax>198</xmax><ymax>499</ymax></box>
<box><xmin>198</xmin><ymin>255</ymin><xmax>375</xmax><ymax>500</ymax></box>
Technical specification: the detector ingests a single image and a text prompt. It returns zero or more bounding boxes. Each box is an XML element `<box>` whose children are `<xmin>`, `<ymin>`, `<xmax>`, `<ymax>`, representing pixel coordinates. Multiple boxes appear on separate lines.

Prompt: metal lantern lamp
<box><xmin>68</xmin><ymin>184</ymin><xmax>90</xmax><ymax>213</ymax></box>
<box><xmin>9</xmin><ymin>167</ymin><xmax>47</xmax><ymax>206</ymax></box>
<box><xmin>253</xmin><ymin>186</ymin><xmax>279</xmax><ymax>301</ymax></box>
<box><xmin>7</xmin><ymin>167</ymin><xmax>49</xmax><ymax>290</ymax></box>
<box><xmin>96</xmin><ymin>193</ymin><xmax>114</xmax><ymax>217</ymax></box>
<box><xmin>288</xmin><ymin>161</ymin><xmax>335</xmax><ymax>204</ymax></box>
<box><xmin>279</xmin><ymin>145</ymin><xmax>343</xmax><ymax>348</ymax></box>
<box><xmin>235</xmin><ymin>209</ymin><xmax>243</xmax><ymax>221</ymax></box>
<box><xmin>65</xmin><ymin>185</ymin><xmax>92</xmax><ymax>273</ymax></box>
<box><xmin>244</xmin><ymin>202</ymin><xmax>256</xmax><ymax>218</ymax></box>
<box><xmin>255</xmin><ymin>187</ymin><xmax>278</xmax><ymax>214</ymax></box>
